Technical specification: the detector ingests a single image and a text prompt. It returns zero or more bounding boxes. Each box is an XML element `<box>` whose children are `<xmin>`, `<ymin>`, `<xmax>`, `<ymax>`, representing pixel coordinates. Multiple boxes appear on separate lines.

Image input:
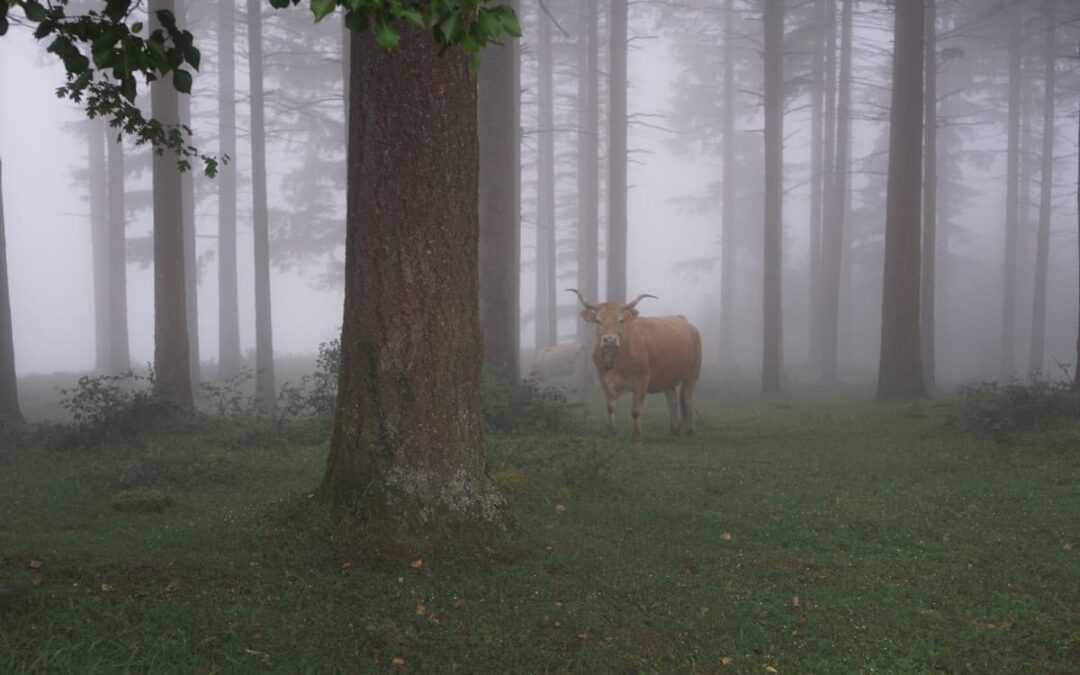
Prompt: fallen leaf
<box><xmin>720</xmin><ymin>656</ymin><xmax>733</xmax><ymax>667</ymax></box>
<box><xmin>553</xmin><ymin>620</ymin><xmax>562</xmax><ymax>628</ymax></box>
<box><xmin>1064</xmin><ymin>543</ymin><xmax>1073</xmax><ymax>551</ymax></box>
<box><xmin>792</xmin><ymin>595</ymin><xmax>800</xmax><ymax>608</ymax></box>
<box><xmin>555</xmin><ymin>504</ymin><xmax>566</xmax><ymax>513</ymax></box>
<box><xmin>454</xmin><ymin>597</ymin><xmax>465</xmax><ymax>609</ymax></box>
<box><xmin>576</xmin><ymin>632</ymin><xmax>589</xmax><ymax>640</ymax></box>
<box><xmin>721</xmin><ymin>531</ymin><xmax>733</xmax><ymax>542</ymax></box>
<box><xmin>27</xmin><ymin>559</ymin><xmax>44</xmax><ymax>570</ymax></box>
<box><xmin>341</xmin><ymin>561</ymin><xmax>354</xmax><ymax>570</ymax></box>
<box><xmin>100</xmin><ymin>583</ymin><xmax>112</xmax><ymax>593</ymax></box>
<box><xmin>391</xmin><ymin>656</ymin><xmax>406</xmax><ymax>668</ymax></box>
<box><xmin>251</xmin><ymin>632</ymin><xmax>263</xmax><ymax>641</ymax></box>
<box><xmin>697</xmin><ymin>607</ymin><xmax>710</xmax><ymax>617</ymax></box>
<box><xmin>409</xmin><ymin>558</ymin><xmax>423</xmax><ymax>570</ymax></box>
<box><xmin>415</xmin><ymin>604</ymin><xmax>427</xmax><ymax>616</ymax></box>
<box><xmin>228</xmin><ymin>620</ymin><xmax>244</xmax><ymax>631</ymax></box>
<box><xmin>31</xmin><ymin>572</ymin><xmax>44</xmax><ymax>587</ymax></box>
<box><xmin>764</xmin><ymin>666</ymin><xmax>779</xmax><ymax>674</ymax></box>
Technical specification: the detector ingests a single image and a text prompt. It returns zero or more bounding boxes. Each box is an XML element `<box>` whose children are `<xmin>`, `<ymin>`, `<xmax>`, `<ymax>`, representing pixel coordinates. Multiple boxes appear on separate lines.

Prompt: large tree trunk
<box><xmin>607</xmin><ymin>0</ymin><xmax>628</xmax><ymax>304</ymax></box>
<box><xmin>217</xmin><ymin>0</ymin><xmax>241</xmax><ymax>380</ymax></box>
<box><xmin>248</xmin><ymin>0</ymin><xmax>275</xmax><ymax>412</ymax></box>
<box><xmin>762</xmin><ymin>0</ymin><xmax>784</xmax><ymax>398</ymax></box>
<box><xmin>106</xmin><ymin>131</ymin><xmax>130</xmax><ymax>374</ymax></box>
<box><xmin>719</xmin><ymin>0</ymin><xmax>737</xmax><ymax>368</ymax></box>
<box><xmin>920</xmin><ymin>0</ymin><xmax>937</xmax><ymax>390</ymax></box>
<box><xmin>876</xmin><ymin>0</ymin><xmax>926</xmax><ymax>400</ymax></box>
<box><xmin>320</xmin><ymin>25</ymin><xmax>498</xmax><ymax>522</ymax></box>
<box><xmin>576</xmin><ymin>0</ymin><xmax>600</xmax><ymax>346</ymax></box>
<box><xmin>1029</xmin><ymin>0</ymin><xmax>1055</xmax><ymax>377</ymax></box>
<box><xmin>179</xmin><ymin>88</ymin><xmax>200</xmax><ymax>386</ymax></box>
<box><xmin>88</xmin><ymin>120</ymin><xmax>111</xmax><ymax>374</ymax></box>
<box><xmin>149</xmin><ymin>0</ymin><xmax>193</xmax><ymax>407</ymax></box>
<box><xmin>1001</xmin><ymin>4</ymin><xmax>1021</xmax><ymax>378</ymax></box>
<box><xmin>534</xmin><ymin>8</ymin><xmax>556</xmax><ymax>350</ymax></box>
<box><xmin>0</xmin><ymin>157</ymin><xmax>21</xmax><ymax>424</ymax></box>
<box><xmin>478</xmin><ymin>0</ymin><xmax>520</xmax><ymax>380</ymax></box>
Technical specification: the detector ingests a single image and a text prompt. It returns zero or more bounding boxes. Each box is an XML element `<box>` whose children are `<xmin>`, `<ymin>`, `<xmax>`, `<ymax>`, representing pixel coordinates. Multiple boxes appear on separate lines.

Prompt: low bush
<box><xmin>954</xmin><ymin>377</ymin><xmax>1080</xmax><ymax>444</ymax></box>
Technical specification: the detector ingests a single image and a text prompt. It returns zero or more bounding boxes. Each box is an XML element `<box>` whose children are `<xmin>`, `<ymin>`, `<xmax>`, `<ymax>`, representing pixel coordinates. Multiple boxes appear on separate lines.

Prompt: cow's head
<box><xmin>568</xmin><ymin>289</ymin><xmax>657</xmax><ymax>369</ymax></box>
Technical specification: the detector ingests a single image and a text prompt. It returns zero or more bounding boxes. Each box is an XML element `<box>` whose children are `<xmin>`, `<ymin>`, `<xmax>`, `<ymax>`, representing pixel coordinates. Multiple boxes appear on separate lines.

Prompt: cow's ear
<box><xmin>622</xmin><ymin>308</ymin><xmax>640</xmax><ymax>322</ymax></box>
<box><xmin>581</xmin><ymin>308</ymin><xmax>598</xmax><ymax>323</ymax></box>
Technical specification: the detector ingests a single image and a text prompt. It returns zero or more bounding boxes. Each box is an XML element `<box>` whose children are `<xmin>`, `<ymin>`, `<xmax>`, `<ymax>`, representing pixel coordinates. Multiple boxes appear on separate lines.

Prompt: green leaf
<box><xmin>172</xmin><ymin>68</ymin><xmax>192</xmax><ymax>94</ymax></box>
<box><xmin>23</xmin><ymin>1</ymin><xmax>47</xmax><ymax>23</ymax></box>
<box><xmin>131</xmin><ymin>21</ymin><xmax>143</xmax><ymax>33</ymax></box>
<box><xmin>497</xmin><ymin>7</ymin><xmax>522</xmax><ymax>38</ymax></box>
<box><xmin>0</xmin><ymin>17</ymin><xmax>8</xmax><ymax>38</ymax></box>
<box><xmin>155</xmin><ymin>9</ymin><xmax>175</xmax><ymax>29</ymax></box>
<box><xmin>375</xmin><ymin>21</ymin><xmax>399</xmax><ymax>51</ymax></box>
<box><xmin>311</xmin><ymin>0</ymin><xmax>336</xmax><ymax>23</ymax></box>
<box><xmin>184</xmin><ymin>44</ymin><xmax>200</xmax><ymax>70</ymax></box>
<box><xmin>268</xmin><ymin>0</ymin><xmax>293</xmax><ymax>8</ymax></box>
<box><xmin>344</xmin><ymin>10</ymin><xmax>368</xmax><ymax>33</ymax></box>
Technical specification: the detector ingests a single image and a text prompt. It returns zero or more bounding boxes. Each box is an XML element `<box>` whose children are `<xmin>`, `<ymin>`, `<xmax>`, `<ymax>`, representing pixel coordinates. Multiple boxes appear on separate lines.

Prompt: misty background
<box><xmin>1</xmin><ymin>0</ymin><xmax>1078</xmax><ymax>392</ymax></box>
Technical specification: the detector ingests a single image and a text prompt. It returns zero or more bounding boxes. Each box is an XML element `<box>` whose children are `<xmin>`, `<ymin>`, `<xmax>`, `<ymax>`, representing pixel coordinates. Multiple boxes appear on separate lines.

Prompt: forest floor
<box><xmin>2</xmin><ymin>393</ymin><xmax>1079</xmax><ymax>673</ymax></box>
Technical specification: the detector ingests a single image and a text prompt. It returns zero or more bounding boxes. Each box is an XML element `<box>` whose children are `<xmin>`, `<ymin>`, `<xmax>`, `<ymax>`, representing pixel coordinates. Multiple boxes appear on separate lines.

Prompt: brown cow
<box><xmin>569</xmin><ymin>289</ymin><xmax>702</xmax><ymax>441</ymax></box>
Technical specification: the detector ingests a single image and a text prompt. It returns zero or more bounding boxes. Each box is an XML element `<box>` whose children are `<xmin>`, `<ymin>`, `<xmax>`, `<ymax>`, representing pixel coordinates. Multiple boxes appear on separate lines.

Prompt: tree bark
<box><xmin>248</xmin><ymin>0</ymin><xmax>275</xmax><ymax>411</ymax></box>
<box><xmin>0</xmin><ymin>157</ymin><xmax>22</xmax><ymax>424</ymax></box>
<box><xmin>88</xmin><ymin>120</ymin><xmax>111</xmax><ymax>374</ymax></box>
<box><xmin>607</xmin><ymin>0</ymin><xmax>628</xmax><ymax>304</ymax></box>
<box><xmin>877</xmin><ymin>0</ymin><xmax>926</xmax><ymax>400</ymax></box>
<box><xmin>1075</xmin><ymin>42</ymin><xmax>1080</xmax><ymax>387</ymax></box>
<box><xmin>217</xmin><ymin>0</ymin><xmax>241</xmax><ymax>380</ymax></box>
<box><xmin>808</xmin><ymin>0</ymin><xmax>824</xmax><ymax>372</ymax></box>
<box><xmin>534</xmin><ymin>7</ymin><xmax>556</xmax><ymax>350</ymax></box>
<box><xmin>719</xmin><ymin>0</ymin><xmax>737</xmax><ymax>368</ymax></box>
<box><xmin>320</xmin><ymin>24</ymin><xmax>498</xmax><ymax>521</ymax></box>
<box><xmin>920</xmin><ymin>0</ymin><xmax>937</xmax><ymax>390</ymax></box>
<box><xmin>762</xmin><ymin>0</ymin><xmax>784</xmax><ymax>398</ymax></box>
<box><xmin>1029</xmin><ymin>0</ymin><xmax>1055</xmax><ymax>377</ymax></box>
<box><xmin>106</xmin><ymin>130</ymin><xmax>130</xmax><ymax>374</ymax></box>
<box><xmin>1001</xmin><ymin>4</ymin><xmax>1021</xmax><ymax>378</ymax></box>
<box><xmin>478</xmin><ymin>1</ymin><xmax>520</xmax><ymax>380</ymax></box>
<box><xmin>576</xmin><ymin>0</ymin><xmax>601</xmax><ymax>346</ymax></box>
<box><xmin>149</xmin><ymin>0</ymin><xmax>193</xmax><ymax>407</ymax></box>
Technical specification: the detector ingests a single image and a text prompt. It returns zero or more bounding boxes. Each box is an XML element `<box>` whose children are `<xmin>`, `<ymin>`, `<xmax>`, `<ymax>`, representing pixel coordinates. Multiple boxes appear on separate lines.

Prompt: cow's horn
<box><xmin>566</xmin><ymin>288</ymin><xmax>598</xmax><ymax>311</ymax></box>
<box><xmin>622</xmin><ymin>294</ymin><xmax>658</xmax><ymax>311</ymax></box>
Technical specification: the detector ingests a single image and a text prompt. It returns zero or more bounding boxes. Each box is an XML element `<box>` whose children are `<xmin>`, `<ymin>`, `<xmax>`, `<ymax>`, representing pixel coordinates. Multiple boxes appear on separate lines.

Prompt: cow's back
<box><xmin>629</xmin><ymin>316</ymin><xmax>701</xmax><ymax>393</ymax></box>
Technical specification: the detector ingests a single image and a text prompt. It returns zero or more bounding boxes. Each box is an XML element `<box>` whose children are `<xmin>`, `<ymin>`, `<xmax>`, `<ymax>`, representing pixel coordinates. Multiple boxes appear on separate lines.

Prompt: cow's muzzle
<box><xmin>600</xmin><ymin>342</ymin><xmax>619</xmax><ymax>369</ymax></box>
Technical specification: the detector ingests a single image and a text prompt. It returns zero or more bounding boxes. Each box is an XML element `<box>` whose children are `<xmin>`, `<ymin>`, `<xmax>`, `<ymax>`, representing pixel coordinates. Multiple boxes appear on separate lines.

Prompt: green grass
<box><xmin>1</xmin><ymin>398</ymin><xmax>1079</xmax><ymax>673</ymax></box>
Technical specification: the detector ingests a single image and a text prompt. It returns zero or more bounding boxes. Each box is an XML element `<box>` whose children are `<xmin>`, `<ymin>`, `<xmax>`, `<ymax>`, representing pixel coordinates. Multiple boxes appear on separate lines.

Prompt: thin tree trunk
<box><xmin>920</xmin><ymin>0</ymin><xmax>937</xmax><ymax>390</ymax></box>
<box><xmin>576</xmin><ymin>0</ymin><xmax>601</xmax><ymax>346</ymax></box>
<box><xmin>0</xmin><ymin>157</ymin><xmax>21</xmax><ymax>423</ymax></box>
<box><xmin>535</xmin><ymin>8</ymin><xmax>556</xmax><ymax>350</ymax></box>
<box><xmin>607</xmin><ymin>0</ymin><xmax>628</xmax><ymax>304</ymax></box>
<box><xmin>762</xmin><ymin>0</ymin><xmax>784</xmax><ymax>398</ymax></box>
<box><xmin>816</xmin><ymin>0</ymin><xmax>837</xmax><ymax>379</ymax></box>
<box><xmin>248</xmin><ymin>0</ymin><xmax>275</xmax><ymax>411</ymax></box>
<box><xmin>217</xmin><ymin>0</ymin><xmax>241</xmax><ymax>380</ymax></box>
<box><xmin>106</xmin><ymin>131</ymin><xmax>130</xmax><ymax>373</ymax></box>
<box><xmin>149</xmin><ymin>0</ymin><xmax>193</xmax><ymax>407</ymax></box>
<box><xmin>809</xmin><ymin>0</ymin><xmax>824</xmax><ymax>371</ymax></box>
<box><xmin>1029</xmin><ymin>0</ymin><xmax>1055</xmax><ymax>377</ymax></box>
<box><xmin>821</xmin><ymin>0</ymin><xmax>850</xmax><ymax>383</ymax></box>
<box><xmin>88</xmin><ymin>120</ymin><xmax>110</xmax><ymax>374</ymax></box>
<box><xmin>478</xmin><ymin>0</ymin><xmax>520</xmax><ymax>380</ymax></box>
<box><xmin>179</xmin><ymin>89</ymin><xmax>200</xmax><ymax>386</ymax></box>
<box><xmin>719</xmin><ymin>0</ymin><xmax>737</xmax><ymax>369</ymax></box>
<box><xmin>1002</xmin><ymin>4</ymin><xmax>1022</xmax><ymax>378</ymax></box>
<box><xmin>320</xmin><ymin>25</ymin><xmax>498</xmax><ymax>521</ymax></box>
<box><xmin>877</xmin><ymin>0</ymin><xmax>926</xmax><ymax>400</ymax></box>
<box><xmin>342</xmin><ymin>16</ymin><xmax>350</xmax><ymax>122</ymax></box>
<box><xmin>1075</xmin><ymin>42</ymin><xmax>1080</xmax><ymax>387</ymax></box>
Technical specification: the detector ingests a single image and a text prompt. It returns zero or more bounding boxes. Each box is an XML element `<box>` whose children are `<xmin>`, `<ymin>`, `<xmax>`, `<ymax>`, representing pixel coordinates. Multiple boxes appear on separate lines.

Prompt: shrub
<box><xmin>481</xmin><ymin>367</ymin><xmax>586</xmax><ymax>435</ymax></box>
<box><xmin>954</xmin><ymin>378</ymin><xmax>1080</xmax><ymax>444</ymax></box>
<box><xmin>57</xmin><ymin>370</ymin><xmax>180</xmax><ymax>446</ymax></box>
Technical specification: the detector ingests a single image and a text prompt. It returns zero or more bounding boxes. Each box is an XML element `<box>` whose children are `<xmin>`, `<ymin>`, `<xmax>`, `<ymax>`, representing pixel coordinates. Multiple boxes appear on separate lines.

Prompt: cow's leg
<box><xmin>679</xmin><ymin>378</ymin><xmax>698</xmax><ymax>437</ymax></box>
<box><xmin>606</xmin><ymin>393</ymin><xmax>617</xmax><ymax>434</ymax></box>
<box><xmin>631</xmin><ymin>382</ymin><xmax>646</xmax><ymax>442</ymax></box>
<box><xmin>664</xmin><ymin>389</ymin><xmax>680</xmax><ymax>435</ymax></box>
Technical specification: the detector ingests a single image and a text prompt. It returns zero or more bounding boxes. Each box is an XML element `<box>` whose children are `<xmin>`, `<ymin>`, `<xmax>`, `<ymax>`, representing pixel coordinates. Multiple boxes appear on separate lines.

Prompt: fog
<box><xmin>1</xmin><ymin>0</ymin><xmax>1078</xmax><ymax>390</ymax></box>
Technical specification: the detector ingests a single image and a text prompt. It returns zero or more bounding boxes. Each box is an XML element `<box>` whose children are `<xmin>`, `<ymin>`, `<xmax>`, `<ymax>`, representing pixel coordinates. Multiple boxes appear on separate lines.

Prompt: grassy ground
<box><xmin>1</xmin><ymin>395</ymin><xmax>1079</xmax><ymax>673</ymax></box>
